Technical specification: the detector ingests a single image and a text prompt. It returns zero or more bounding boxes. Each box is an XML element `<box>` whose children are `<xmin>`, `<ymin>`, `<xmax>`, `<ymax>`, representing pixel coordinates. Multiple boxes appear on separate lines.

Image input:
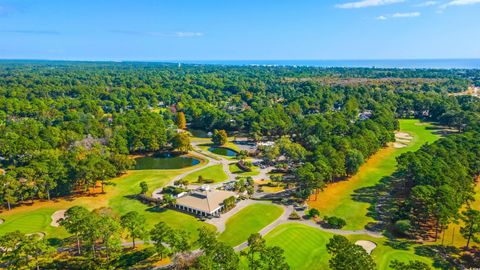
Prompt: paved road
<box><xmin>151</xmin><ymin>140</ymin><xmax>237</xmax><ymax>199</ymax></box>
<box><xmin>151</xmin><ymin>140</ymin><xmax>272</xmax><ymax>198</ymax></box>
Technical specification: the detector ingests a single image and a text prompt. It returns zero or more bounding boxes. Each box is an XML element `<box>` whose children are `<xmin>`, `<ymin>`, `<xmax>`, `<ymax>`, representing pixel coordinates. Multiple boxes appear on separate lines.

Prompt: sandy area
<box><xmin>50</xmin><ymin>210</ymin><xmax>66</xmax><ymax>227</ymax></box>
<box><xmin>395</xmin><ymin>132</ymin><xmax>413</xmax><ymax>140</ymax></box>
<box><xmin>355</xmin><ymin>240</ymin><xmax>377</xmax><ymax>254</ymax></box>
<box><xmin>394</xmin><ymin>132</ymin><xmax>412</xmax><ymax>148</ymax></box>
<box><xmin>393</xmin><ymin>142</ymin><xmax>407</xmax><ymax>148</ymax></box>
<box><xmin>27</xmin><ymin>232</ymin><xmax>46</xmax><ymax>239</ymax></box>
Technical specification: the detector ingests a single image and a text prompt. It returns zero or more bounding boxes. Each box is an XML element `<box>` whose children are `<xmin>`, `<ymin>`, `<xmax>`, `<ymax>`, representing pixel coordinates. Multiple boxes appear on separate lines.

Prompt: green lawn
<box><xmin>262</xmin><ymin>223</ymin><xmax>434</xmax><ymax>270</ymax></box>
<box><xmin>308</xmin><ymin>119</ymin><xmax>441</xmax><ymax>230</ymax></box>
<box><xmin>0</xmin><ymin>169</ymin><xmax>214</xmax><ymax>243</ymax></box>
<box><xmin>183</xmin><ymin>164</ymin><xmax>228</xmax><ymax>183</ymax></box>
<box><xmin>218</xmin><ymin>204</ymin><xmax>284</xmax><ymax>246</ymax></box>
<box><xmin>228</xmin><ymin>162</ymin><xmax>260</xmax><ymax>177</ymax></box>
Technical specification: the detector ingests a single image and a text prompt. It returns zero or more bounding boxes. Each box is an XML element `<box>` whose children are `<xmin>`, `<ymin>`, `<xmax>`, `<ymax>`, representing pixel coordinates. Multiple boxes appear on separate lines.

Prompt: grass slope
<box><xmin>263</xmin><ymin>223</ymin><xmax>434</xmax><ymax>270</ymax></box>
<box><xmin>308</xmin><ymin>119</ymin><xmax>440</xmax><ymax>230</ymax></box>
<box><xmin>183</xmin><ymin>164</ymin><xmax>228</xmax><ymax>183</ymax></box>
<box><xmin>228</xmin><ymin>162</ymin><xmax>260</xmax><ymax>177</ymax></box>
<box><xmin>218</xmin><ymin>204</ymin><xmax>283</xmax><ymax>246</ymax></box>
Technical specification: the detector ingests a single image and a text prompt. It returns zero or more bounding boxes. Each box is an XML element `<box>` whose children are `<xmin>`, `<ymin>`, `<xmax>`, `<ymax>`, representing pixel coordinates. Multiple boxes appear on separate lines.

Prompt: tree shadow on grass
<box><xmin>145</xmin><ymin>206</ymin><xmax>168</xmax><ymax>213</ymax></box>
<box><xmin>47</xmin><ymin>237</ymin><xmax>64</xmax><ymax>247</ymax></box>
<box><xmin>115</xmin><ymin>247</ymin><xmax>156</xmax><ymax>269</ymax></box>
<box><xmin>414</xmin><ymin>245</ymin><xmax>461</xmax><ymax>269</ymax></box>
<box><xmin>351</xmin><ymin>175</ymin><xmax>402</xmax><ymax>231</ymax></box>
<box><xmin>383</xmin><ymin>236</ymin><xmax>415</xmax><ymax>251</ymax></box>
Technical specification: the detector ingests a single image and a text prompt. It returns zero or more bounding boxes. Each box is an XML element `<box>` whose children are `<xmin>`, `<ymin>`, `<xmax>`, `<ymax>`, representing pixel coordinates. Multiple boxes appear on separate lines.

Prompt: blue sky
<box><xmin>0</xmin><ymin>0</ymin><xmax>479</xmax><ymax>60</ymax></box>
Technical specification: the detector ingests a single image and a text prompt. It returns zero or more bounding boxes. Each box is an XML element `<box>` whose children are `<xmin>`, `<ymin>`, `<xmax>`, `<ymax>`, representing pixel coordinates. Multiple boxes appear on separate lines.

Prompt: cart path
<box><xmin>151</xmin><ymin>140</ymin><xmax>272</xmax><ymax>199</ymax></box>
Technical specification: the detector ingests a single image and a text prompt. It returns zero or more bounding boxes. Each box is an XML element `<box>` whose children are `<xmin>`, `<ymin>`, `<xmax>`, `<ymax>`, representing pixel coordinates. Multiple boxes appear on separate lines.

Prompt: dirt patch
<box><xmin>50</xmin><ymin>210</ymin><xmax>66</xmax><ymax>227</ymax></box>
<box><xmin>355</xmin><ymin>240</ymin><xmax>377</xmax><ymax>254</ymax></box>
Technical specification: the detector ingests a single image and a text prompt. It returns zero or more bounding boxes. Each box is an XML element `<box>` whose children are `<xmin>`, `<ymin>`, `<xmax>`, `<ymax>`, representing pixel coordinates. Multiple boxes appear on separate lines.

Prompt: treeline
<box><xmin>0</xmin><ymin>108</ymin><xmax>177</xmax><ymax>209</ymax></box>
<box><xmin>0</xmin><ymin>206</ymin><xmax>290</xmax><ymax>270</ymax></box>
<box><xmin>0</xmin><ymin>62</ymin><xmax>478</xmax><ymax>209</ymax></box>
<box><xmin>385</xmin><ymin>93</ymin><xmax>480</xmax><ymax>241</ymax></box>
<box><xmin>394</xmin><ymin>131</ymin><xmax>480</xmax><ymax>240</ymax></box>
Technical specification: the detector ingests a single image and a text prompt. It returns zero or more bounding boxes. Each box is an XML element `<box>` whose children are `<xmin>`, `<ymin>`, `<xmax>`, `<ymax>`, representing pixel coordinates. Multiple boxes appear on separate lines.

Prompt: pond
<box><xmin>208</xmin><ymin>147</ymin><xmax>238</xmax><ymax>157</ymax></box>
<box><xmin>134</xmin><ymin>154</ymin><xmax>200</xmax><ymax>170</ymax></box>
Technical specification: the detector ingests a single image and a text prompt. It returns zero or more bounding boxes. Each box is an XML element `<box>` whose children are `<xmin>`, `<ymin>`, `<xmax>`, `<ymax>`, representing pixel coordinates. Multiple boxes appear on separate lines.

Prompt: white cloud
<box><xmin>336</xmin><ymin>0</ymin><xmax>404</xmax><ymax>8</ymax></box>
<box><xmin>377</xmin><ymin>11</ymin><xmax>421</xmax><ymax>19</ymax></box>
<box><xmin>440</xmin><ymin>0</ymin><xmax>480</xmax><ymax>8</ymax></box>
<box><xmin>175</xmin><ymin>32</ymin><xmax>204</xmax><ymax>37</ymax></box>
<box><xmin>392</xmin><ymin>11</ymin><xmax>421</xmax><ymax>17</ymax></box>
<box><xmin>112</xmin><ymin>30</ymin><xmax>204</xmax><ymax>38</ymax></box>
<box><xmin>414</xmin><ymin>1</ymin><xmax>438</xmax><ymax>7</ymax></box>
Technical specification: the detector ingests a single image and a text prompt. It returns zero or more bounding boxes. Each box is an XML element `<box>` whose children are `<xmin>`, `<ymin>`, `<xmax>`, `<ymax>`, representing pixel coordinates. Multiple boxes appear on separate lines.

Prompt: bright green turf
<box><xmin>311</xmin><ymin>119</ymin><xmax>441</xmax><ymax>230</ymax></box>
<box><xmin>263</xmin><ymin>223</ymin><xmax>333</xmax><ymax>270</ymax></box>
<box><xmin>218</xmin><ymin>204</ymin><xmax>284</xmax><ymax>246</ymax></box>
<box><xmin>0</xmin><ymin>169</ymin><xmax>214</xmax><ymax>242</ymax></box>
<box><xmin>262</xmin><ymin>223</ymin><xmax>435</xmax><ymax>270</ymax></box>
<box><xmin>183</xmin><ymin>164</ymin><xmax>228</xmax><ymax>183</ymax></box>
<box><xmin>228</xmin><ymin>163</ymin><xmax>260</xmax><ymax>177</ymax></box>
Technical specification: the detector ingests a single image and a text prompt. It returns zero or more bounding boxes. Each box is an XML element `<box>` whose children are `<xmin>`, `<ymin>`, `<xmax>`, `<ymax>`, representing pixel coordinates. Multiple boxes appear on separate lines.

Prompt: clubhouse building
<box><xmin>174</xmin><ymin>186</ymin><xmax>237</xmax><ymax>217</ymax></box>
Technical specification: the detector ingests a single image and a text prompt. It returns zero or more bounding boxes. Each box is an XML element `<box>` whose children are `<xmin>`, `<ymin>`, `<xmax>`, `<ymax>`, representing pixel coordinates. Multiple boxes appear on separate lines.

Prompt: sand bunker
<box><xmin>395</xmin><ymin>132</ymin><xmax>413</xmax><ymax>140</ymax></box>
<box><xmin>27</xmin><ymin>232</ymin><xmax>46</xmax><ymax>239</ymax></box>
<box><xmin>394</xmin><ymin>132</ymin><xmax>413</xmax><ymax>148</ymax></box>
<box><xmin>50</xmin><ymin>210</ymin><xmax>66</xmax><ymax>227</ymax></box>
<box><xmin>393</xmin><ymin>142</ymin><xmax>407</xmax><ymax>148</ymax></box>
<box><xmin>355</xmin><ymin>240</ymin><xmax>377</xmax><ymax>254</ymax></box>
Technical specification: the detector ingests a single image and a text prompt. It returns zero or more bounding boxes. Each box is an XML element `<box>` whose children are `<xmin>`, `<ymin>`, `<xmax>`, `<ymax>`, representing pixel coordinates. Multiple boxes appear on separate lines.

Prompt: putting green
<box><xmin>183</xmin><ymin>164</ymin><xmax>228</xmax><ymax>183</ymax></box>
<box><xmin>308</xmin><ymin>119</ymin><xmax>441</xmax><ymax>230</ymax></box>
<box><xmin>263</xmin><ymin>223</ymin><xmax>434</xmax><ymax>270</ymax></box>
<box><xmin>264</xmin><ymin>223</ymin><xmax>333</xmax><ymax>270</ymax></box>
<box><xmin>218</xmin><ymin>203</ymin><xmax>284</xmax><ymax>246</ymax></box>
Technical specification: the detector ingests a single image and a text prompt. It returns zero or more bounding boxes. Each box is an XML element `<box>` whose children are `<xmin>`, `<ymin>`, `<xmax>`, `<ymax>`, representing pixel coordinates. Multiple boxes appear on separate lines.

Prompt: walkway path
<box><xmin>152</xmin><ymin>139</ymin><xmax>272</xmax><ymax>199</ymax></box>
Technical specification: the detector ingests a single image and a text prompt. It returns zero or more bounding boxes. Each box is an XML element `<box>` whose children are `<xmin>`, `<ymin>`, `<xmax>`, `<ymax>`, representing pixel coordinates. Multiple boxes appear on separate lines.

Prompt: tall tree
<box><xmin>176</xmin><ymin>112</ymin><xmax>187</xmax><ymax>129</ymax></box>
<box><xmin>212</xmin><ymin>129</ymin><xmax>228</xmax><ymax>146</ymax></box>
<box><xmin>60</xmin><ymin>206</ymin><xmax>92</xmax><ymax>255</ymax></box>
<box><xmin>460</xmin><ymin>208</ymin><xmax>480</xmax><ymax>248</ymax></box>
<box><xmin>345</xmin><ymin>149</ymin><xmax>364</xmax><ymax>176</ymax></box>
<box><xmin>326</xmin><ymin>235</ymin><xmax>376</xmax><ymax>270</ymax></box>
<box><xmin>120</xmin><ymin>211</ymin><xmax>147</xmax><ymax>248</ymax></box>
<box><xmin>150</xmin><ymin>222</ymin><xmax>173</xmax><ymax>259</ymax></box>
<box><xmin>245</xmin><ymin>233</ymin><xmax>266</xmax><ymax>270</ymax></box>
<box><xmin>172</xmin><ymin>132</ymin><xmax>192</xmax><ymax>153</ymax></box>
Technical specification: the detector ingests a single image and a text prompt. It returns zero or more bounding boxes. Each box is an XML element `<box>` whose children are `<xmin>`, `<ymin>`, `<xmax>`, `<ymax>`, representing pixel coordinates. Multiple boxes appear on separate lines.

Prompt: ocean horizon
<box><xmin>1</xmin><ymin>58</ymin><xmax>480</xmax><ymax>69</ymax></box>
<box><xmin>171</xmin><ymin>59</ymin><xmax>480</xmax><ymax>69</ymax></box>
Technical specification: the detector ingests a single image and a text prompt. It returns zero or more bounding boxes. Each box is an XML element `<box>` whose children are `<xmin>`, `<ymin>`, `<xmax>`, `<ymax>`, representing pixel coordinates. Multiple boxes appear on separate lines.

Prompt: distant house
<box><xmin>358</xmin><ymin>110</ymin><xmax>373</xmax><ymax>121</ymax></box>
<box><xmin>174</xmin><ymin>186</ymin><xmax>237</xmax><ymax>217</ymax></box>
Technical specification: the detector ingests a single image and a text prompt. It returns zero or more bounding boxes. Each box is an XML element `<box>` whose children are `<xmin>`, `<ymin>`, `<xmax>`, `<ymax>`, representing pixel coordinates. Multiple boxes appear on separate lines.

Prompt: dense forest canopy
<box><xmin>0</xmin><ymin>61</ymin><xmax>478</xmax><ymax>211</ymax></box>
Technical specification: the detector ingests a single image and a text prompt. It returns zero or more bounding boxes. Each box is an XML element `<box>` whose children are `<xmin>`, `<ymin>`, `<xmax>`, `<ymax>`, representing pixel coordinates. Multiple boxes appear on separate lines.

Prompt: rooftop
<box><xmin>176</xmin><ymin>189</ymin><xmax>237</xmax><ymax>213</ymax></box>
